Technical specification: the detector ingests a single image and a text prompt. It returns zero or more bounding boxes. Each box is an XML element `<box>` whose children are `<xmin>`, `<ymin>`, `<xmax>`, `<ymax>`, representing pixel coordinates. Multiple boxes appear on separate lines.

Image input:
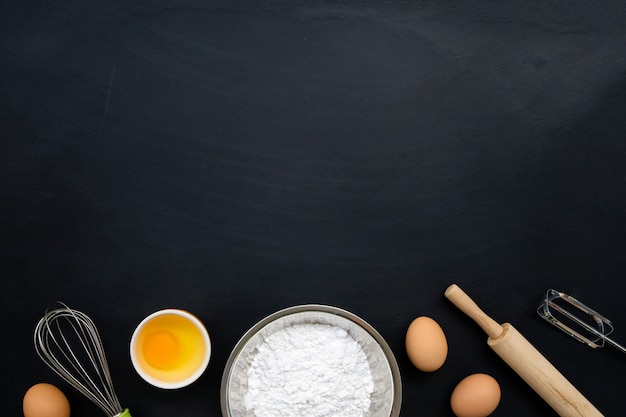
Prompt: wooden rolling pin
<box><xmin>445</xmin><ymin>284</ymin><xmax>603</xmax><ymax>417</ymax></box>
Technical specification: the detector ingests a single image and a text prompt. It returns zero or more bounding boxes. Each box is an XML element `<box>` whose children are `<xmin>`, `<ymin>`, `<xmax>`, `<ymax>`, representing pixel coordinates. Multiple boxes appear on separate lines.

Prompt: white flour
<box><xmin>244</xmin><ymin>323</ymin><xmax>374</xmax><ymax>417</ymax></box>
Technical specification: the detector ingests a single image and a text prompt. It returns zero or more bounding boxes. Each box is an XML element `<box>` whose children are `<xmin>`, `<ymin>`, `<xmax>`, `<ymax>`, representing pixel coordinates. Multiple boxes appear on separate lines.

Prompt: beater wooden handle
<box><xmin>445</xmin><ymin>284</ymin><xmax>604</xmax><ymax>417</ymax></box>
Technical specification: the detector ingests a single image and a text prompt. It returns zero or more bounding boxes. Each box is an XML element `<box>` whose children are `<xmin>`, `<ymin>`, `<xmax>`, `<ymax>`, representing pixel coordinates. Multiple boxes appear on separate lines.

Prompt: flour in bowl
<box><xmin>244</xmin><ymin>323</ymin><xmax>374</xmax><ymax>417</ymax></box>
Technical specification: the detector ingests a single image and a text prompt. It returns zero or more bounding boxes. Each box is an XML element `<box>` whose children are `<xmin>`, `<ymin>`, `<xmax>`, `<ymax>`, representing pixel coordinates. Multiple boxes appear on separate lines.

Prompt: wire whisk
<box><xmin>34</xmin><ymin>303</ymin><xmax>131</xmax><ymax>417</ymax></box>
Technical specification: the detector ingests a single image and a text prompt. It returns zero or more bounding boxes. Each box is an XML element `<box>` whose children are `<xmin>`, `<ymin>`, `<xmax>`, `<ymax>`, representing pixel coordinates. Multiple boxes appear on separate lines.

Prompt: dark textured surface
<box><xmin>2</xmin><ymin>1</ymin><xmax>626</xmax><ymax>416</ymax></box>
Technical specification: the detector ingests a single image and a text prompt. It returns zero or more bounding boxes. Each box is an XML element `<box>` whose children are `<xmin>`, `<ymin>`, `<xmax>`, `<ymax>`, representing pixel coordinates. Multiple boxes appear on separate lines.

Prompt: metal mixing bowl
<box><xmin>220</xmin><ymin>304</ymin><xmax>402</xmax><ymax>417</ymax></box>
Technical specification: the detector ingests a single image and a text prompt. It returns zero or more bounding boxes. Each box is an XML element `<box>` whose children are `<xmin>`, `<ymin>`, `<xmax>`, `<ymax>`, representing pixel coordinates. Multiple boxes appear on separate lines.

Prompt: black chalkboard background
<box><xmin>2</xmin><ymin>1</ymin><xmax>626</xmax><ymax>416</ymax></box>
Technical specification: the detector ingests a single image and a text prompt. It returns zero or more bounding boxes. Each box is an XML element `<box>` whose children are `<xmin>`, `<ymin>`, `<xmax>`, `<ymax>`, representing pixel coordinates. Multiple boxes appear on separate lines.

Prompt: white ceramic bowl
<box><xmin>220</xmin><ymin>305</ymin><xmax>401</xmax><ymax>417</ymax></box>
<box><xmin>130</xmin><ymin>309</ymin><xmax>211</xmax><ymax>389</ymax></box>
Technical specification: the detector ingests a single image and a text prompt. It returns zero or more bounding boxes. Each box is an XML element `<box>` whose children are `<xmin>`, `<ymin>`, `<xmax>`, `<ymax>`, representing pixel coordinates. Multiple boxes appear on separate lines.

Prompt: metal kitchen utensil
<box><xmin>537</xmin><ymin>289</ymin><xmax>626</xmax><ymax>354</ymax></box>
<box><xmin>34</xmin><ymin>303</ymin><xmax>131</xmax><ymax>417</ymax></box>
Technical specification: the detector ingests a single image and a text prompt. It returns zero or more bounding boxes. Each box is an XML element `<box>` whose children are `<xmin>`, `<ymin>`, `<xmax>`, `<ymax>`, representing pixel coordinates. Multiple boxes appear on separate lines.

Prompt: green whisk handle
<box><xmin>115</xmin><ymin>409</ymin><xmax>131</xmax><ymax>417</ymax></box>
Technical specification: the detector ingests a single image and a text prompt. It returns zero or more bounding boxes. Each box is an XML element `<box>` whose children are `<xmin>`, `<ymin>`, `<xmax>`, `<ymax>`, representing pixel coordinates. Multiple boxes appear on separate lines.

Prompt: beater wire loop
<box><xmin>538</xmin><ymin>289</ymin><xmax>626</xmax><ymax>354</ymax></box>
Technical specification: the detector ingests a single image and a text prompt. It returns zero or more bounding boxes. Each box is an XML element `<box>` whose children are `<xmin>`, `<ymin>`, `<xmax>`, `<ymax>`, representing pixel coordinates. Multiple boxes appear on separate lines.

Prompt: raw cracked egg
<box><xmin>450</xmin><ymin>373</ymin><xmax>501</xmax><ymax>417</ymax></box>
<box><xmin>130</xmin><ymin>309</ymin><xmax>211</xmax><ymax>389</ymax></box>
<box><xmin>23</xmin><ymin>383</ymin><xmax>70</xmax><ymax>417</ymax></box>
<box><xmin>405</xmin><ymin>316</ymin><xmax>448</xmax><ymax>372</ymax></box>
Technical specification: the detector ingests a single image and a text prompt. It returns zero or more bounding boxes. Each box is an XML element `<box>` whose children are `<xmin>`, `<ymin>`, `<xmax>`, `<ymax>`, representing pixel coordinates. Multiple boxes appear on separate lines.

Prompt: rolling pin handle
<box><xmin>445</xmin><ymin>284</ymin><xmax>504</xmax><ymax>339</ymax></box>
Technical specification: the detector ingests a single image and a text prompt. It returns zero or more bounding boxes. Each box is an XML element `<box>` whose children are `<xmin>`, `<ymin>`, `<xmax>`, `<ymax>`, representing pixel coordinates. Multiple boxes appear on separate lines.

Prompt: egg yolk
<box><xmin>144</xmin><ymin>330</ymin><xmax>180</xmax><ymax>369</ymax></box>
<box><xmin>134</xmin><ymin>312</ymin><xmax>208</xmax><ymax>383</ymax></box>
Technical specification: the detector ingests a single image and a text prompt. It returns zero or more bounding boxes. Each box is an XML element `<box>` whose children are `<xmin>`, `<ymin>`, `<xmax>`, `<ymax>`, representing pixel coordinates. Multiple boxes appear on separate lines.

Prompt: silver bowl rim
<box><xmin>219</xmin><ymin>304</ymin><xmax>402</xmax><ymax>417</ymax></box>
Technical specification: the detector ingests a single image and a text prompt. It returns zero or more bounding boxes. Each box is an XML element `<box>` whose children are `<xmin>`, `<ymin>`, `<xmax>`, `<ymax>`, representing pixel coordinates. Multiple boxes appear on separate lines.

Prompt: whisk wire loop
<box><xmin>69</xmin><ymin>310</ymin><xmax>118</xmax><ymax>406</ymax></box>
<box><xmin>34</xmin><ymin>303</ymin><xmax>125</xmax><ymax>417</ymax></box>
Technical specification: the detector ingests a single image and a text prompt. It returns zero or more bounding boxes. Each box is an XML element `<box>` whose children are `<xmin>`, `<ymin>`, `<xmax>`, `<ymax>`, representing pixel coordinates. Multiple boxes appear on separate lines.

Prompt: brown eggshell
<box><xmin>450</xmin><ymin>373</ymin><xmax>501</xmax><ymax>417</ymax></box>
<box><xmin>405</xmin><ymin>316</ymin><xmax>448</xmax><ymax>372</ymax></box>
<box><xmin>23</xmin><ymin>383</ymin><xmax>70</xmax><ymax>417</ymax></box>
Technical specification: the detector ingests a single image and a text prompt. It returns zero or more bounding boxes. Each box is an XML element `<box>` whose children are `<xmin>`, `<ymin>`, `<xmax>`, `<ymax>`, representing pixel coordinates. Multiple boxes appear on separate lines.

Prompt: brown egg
<box><xmin>450</xmin><ymin>373</ymin><xmax>501</xmax><ymax>417</ymax></box>
<box><xmin>23</xmin><ymin>383</ymin><xmax>70</xmax><ymax>417</ymax></box>
<box><xmin>405</xmin><ymin>316</ymin><xmax>448</xmax><ymax>372</ymax></box>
